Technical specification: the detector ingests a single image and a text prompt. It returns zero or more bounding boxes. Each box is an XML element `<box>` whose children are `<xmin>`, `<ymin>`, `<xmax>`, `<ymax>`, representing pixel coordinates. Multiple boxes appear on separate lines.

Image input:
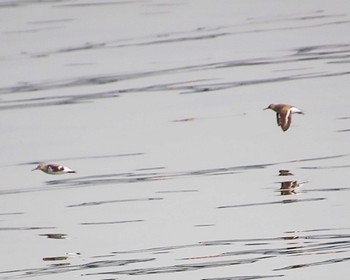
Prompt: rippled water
<box><xmin>1</xmin><ymin>0</ymin><xmax>350</xmax><ymax>279</ymax></box>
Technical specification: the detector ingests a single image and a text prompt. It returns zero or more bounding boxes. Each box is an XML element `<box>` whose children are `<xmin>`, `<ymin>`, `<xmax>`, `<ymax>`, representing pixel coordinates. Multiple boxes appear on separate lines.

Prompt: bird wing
<box><xmin>281</xmin><ymin>110</ymin><xmax>292</xmax><ymax>131</ymax></box>
<box><xmin>48</xmin><ymin>165</ymin><xmax>64</xmax><ymax>172</ymax></box>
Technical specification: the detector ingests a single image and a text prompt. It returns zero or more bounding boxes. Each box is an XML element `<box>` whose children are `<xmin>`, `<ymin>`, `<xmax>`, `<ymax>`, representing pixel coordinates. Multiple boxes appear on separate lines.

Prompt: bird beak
<box><xmin>32</xmin><ymin>167</ymin><xmax>39</xmax><ymax>171</ymax></box>
<box><xmin>263</xmin><ymin>107</ymin><xmax>269</xmax><ymax>110</ymax></box>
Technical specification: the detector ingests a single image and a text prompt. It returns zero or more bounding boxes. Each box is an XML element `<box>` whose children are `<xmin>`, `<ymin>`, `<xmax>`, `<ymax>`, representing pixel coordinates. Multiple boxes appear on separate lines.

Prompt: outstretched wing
<box><xmin>281</xmin><ymin>111</ymin><xmax>292</xmax><ymax>131</ymax></box>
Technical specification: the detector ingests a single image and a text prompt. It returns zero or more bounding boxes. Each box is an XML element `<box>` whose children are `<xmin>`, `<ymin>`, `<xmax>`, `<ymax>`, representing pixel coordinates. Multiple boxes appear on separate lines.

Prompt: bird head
<box><xmin>32</xmin><ymin>164</ymin><xmax>43</xmax><ymax>171</ymax></box>
<box><xmin>263</xmin><ymin>104</ymin><xmax>274</xmax><ymax>111</ymax></box>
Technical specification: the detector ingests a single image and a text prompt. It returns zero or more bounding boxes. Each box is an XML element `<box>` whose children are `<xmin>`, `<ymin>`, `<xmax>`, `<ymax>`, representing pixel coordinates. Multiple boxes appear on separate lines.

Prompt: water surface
<box><xmin>1</xmin><ymin>0</ymin><xmax>350</xmax><ymax>279</ymax></box>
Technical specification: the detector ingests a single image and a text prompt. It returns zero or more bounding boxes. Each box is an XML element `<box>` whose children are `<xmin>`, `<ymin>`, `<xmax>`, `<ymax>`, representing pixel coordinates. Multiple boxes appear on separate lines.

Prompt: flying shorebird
<box><xmin>264</xmin><ymin>104</ymin><xmax>304</xmax><ymax>131</ymax></box>
<box><xmin>32</xmin><ymin>163</ymin><xmax>76</xmax><ymax>175</ymax></box>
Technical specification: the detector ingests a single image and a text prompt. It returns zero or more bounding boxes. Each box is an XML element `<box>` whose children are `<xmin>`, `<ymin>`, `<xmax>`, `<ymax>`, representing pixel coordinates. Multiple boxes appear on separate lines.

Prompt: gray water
<box><xmin>1</xmin><ymin>0</ymin><xmax>350</xmax><ymax>279</ymax></box>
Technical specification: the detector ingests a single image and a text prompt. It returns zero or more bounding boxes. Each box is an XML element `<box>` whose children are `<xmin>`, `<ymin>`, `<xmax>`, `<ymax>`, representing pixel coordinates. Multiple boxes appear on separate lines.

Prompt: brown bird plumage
<box><xmin>264</xmin><ymin>104</ymin><xmax>304</xmax><ymax>131</ymax></box>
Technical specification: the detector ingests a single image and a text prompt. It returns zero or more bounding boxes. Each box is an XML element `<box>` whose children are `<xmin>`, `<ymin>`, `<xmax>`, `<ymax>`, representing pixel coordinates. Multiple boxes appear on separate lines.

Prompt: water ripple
<box><xmin>217</xmin><ymin>197</ymin><xmax>326</xmax><ymax>209</ymax></box>
<box><xmin>274</xmin><ymin>256</ymin><xmax>350</xmax><ymax>271</ymax></box>
<box><xmin>67</xmin><ymin>197</ymin><xmax>162</xmax><ymax>208</ymax></box>
<box><xmin>87</xmin><ymin>256</ymin><xmax>273</xmax><ymax>276</ymax></box>
<box><xmin>80</xmin><ymin>219</ymin><xmax>143</xmax><ymax>226</ymax></box>
<box><xmin>1</xmin><ymin>41</ymin><xmax>350</xmax><ymax>109</ymax></box>
<box><xmin>203</xmin><ymin>275</ymin><xmax>283</xmax><ymax>280</ymax></box>
<box><xmin>1</xmin><ymin>229</ymin><xmax>348</xmax><ymax>279</ymax></box>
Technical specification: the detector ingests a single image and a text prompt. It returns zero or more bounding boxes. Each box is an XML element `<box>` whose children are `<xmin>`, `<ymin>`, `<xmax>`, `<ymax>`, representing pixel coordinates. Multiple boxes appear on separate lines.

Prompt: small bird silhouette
<box><xmin>264</xmin><ymin>104</ymin><xmax>303</xmax><ymax>131</ymax></box>
<box><xmin>32</xmin><ymin>163</ymin><xmax>76</xmax><ymax>175</ymax></box>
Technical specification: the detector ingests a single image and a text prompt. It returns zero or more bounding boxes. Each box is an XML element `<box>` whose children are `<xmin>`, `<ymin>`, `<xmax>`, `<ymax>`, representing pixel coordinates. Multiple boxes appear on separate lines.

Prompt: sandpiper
<box><xmin>264</xmin><ymin>104</ymin><xmax>303</xmax><ymax>131</ymax></box>
<box><xmin>32</xmin><ymin>163</ymin><xmax>76</xmax><ymax>175</ymax></box>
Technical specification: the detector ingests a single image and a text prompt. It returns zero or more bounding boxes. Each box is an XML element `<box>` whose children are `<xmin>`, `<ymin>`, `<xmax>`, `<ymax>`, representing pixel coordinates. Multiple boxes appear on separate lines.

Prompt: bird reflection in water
<box><xmin>278</xmin><ymin>169</ymin><xmax>294</xmax><ymax>176</ymax></box>
<box><xmin>278</xmin><ymin>170</ymin><xmax>306</xmax><ymax>196</ymax></box>
<box><xmin>280</xmin><ymin>180</ymin><xmax>300</xmax><ymax>195</ymax></box>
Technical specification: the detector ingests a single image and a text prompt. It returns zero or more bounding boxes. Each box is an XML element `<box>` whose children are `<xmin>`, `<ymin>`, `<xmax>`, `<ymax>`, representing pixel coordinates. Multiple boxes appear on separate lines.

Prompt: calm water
<box><xmin>1</xmin><ymin>0</ymin><xmax>350</xmax><ymax>279</ymax></box>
